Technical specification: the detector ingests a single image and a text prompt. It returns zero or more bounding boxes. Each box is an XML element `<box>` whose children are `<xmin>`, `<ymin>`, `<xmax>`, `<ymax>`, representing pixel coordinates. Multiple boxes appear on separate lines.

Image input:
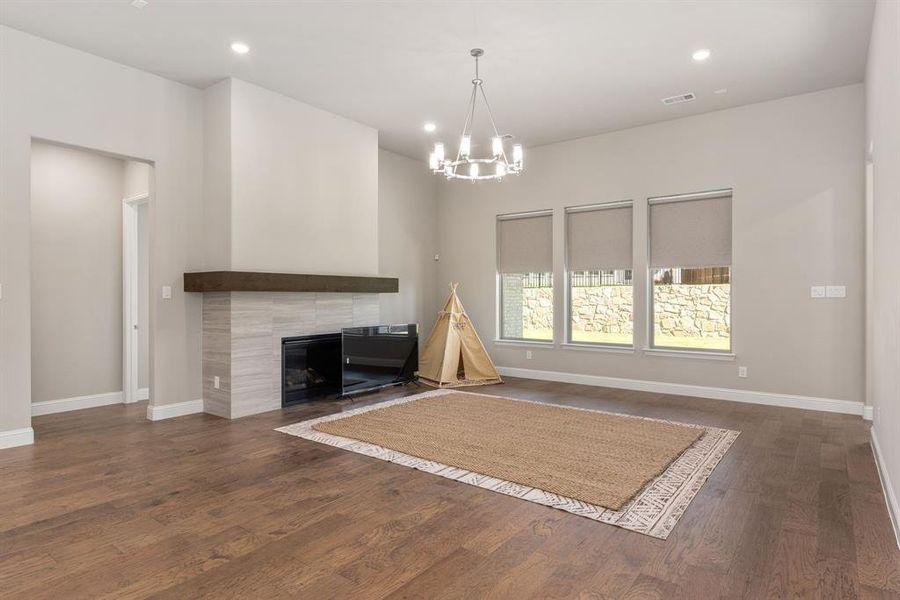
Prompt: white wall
<box><xmin>202</xmin><ymin>79</ymin><xmax>231</xmax><ymax>270</ymax></box>
<box><xmin>866</xmin><ymin>0</ymin><xmax>900</xmax><ymax>537</ymax></box>
<box><xmin>29</xmin><ymin>142</ymin><xmax>126</xmax><ymax>403</ymax></box>
<box><xmin>123</xmin><ymin>160</ymin><xmax>150</xmax><ymax>199</ymax></box>
<box><xmin>438</xmin><ymin>84</ymin><xmax>865</xmax><ymax>403</ymax></box>
<box><xmin>377</xmin><ymin>149</ymin><xmax>440</xmax><ymax>337</ymax></box>
<box><xmin>229</xmin><ymin>79</ymin><xmax>379</xmax><ymax>275</ymax></box>
<box><xmin>137</xmin><ymin>201</ymin><xmax>149</xmax><ymax>390</ymax></box>
<box><xmin>1</xmin><ymin>26</ymin><xmax>204</xmax><ymax>443</ymax></box>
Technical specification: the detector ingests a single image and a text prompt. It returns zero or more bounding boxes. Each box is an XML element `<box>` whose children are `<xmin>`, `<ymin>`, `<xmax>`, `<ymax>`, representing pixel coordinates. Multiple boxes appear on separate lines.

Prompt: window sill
<box><xmin>643</xmin><ymin>348</ymin><xmax>735</xmax><ymax>361</ymax></box>
<box><xmin>560</xmin><ymin>342</ymin><xmax>634</xmax><ymax>355</ymax></box>
<box><xmin>493</xmin><ymin>338</ymin><xmax>555</xmax><ymax>348</ymax></box>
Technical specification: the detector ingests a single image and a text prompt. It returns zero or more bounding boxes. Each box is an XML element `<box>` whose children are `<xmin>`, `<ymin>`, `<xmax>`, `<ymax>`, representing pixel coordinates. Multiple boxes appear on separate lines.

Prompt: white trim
<box><xmin>496</xmin><ymin>366</ymin><xmax>866</xmax><ymax>416</ymax></box>
<box><xmin>0</xmin><ymin>427</ymin><xmax>34</xmax><ymax>449</ymax></box>
<box><xmin>863</xmin><ymin>405</ymin><xmax>874</xmax><ymax>421</ymax></box>
<box><xmin>865</xmin><ymin>161</ymin><xmax>874</xmax><ymax>410</ymax></box>
<box><xmin>565</xmin><ymin>199</ymin><xmax>633</xmax><ymax>214</ymax></box>
<box><xmin>497</xmin><ymin>208</ymin><xmax>554</xmax><ymax>221</ymax></box>
<box><xmin>137</xmin><ymin>387</ymin><xmax>149</xmax><ymax>401</ymax></box>
<box><xmin>146</xmin><ymin>399</ymin><xmax>203</xmax><ymax>421</ymax></box>
<box><xmin>643</xmin><ymin>348</ymin><xmax>736</xmax><ymax>361</ymax></box>
<box><xmin>123</xmin><ymin>194</ymin><xmax>149</xmax><ymax>405</ymax></box>
<box><xmin>647</xmin><ymin>188</ymin><xmax>733</xmax><ymax>205</ymax></box>
<box><xmin>32</xmin><ymin>391</ymin><xmax>123</xmax><ymax>416</ymax></box>
<box><xmin>870</xmin><ymin>427</ymin><xmax>900</xmax><ymax>550</ymax></box>
<box><xmin>123</xmin><ymin>192</ymin><xmax>150</xmax><ymax>204</ymax></box>
<box><xmin>560</xmin><ymin>342</ymin><xmax>634</xmax><ymax>354</ymax></box>
<box><xmin>493</xmin><ymin>339</ymin><xmax>555</xmax><ymax>348</ymax></box>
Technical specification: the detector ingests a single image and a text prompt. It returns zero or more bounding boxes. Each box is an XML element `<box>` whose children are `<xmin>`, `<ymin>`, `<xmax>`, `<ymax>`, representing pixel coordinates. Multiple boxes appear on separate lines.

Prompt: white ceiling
<box><xmin>0</xmin><ymin>1</ymin><xmax>874</xmax><ymax>160</ymax></box>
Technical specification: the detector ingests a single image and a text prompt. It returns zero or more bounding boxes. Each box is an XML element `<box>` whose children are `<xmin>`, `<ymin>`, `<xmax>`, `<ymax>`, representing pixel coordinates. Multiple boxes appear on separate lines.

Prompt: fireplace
<box><xmin>281</xmin><ymin>333</ymin><xmax>342</xmax><ymax>406</ymax></box>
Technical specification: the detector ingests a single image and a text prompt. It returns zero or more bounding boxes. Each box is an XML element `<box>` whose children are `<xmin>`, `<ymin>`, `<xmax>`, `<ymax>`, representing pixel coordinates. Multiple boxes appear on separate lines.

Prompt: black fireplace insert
<box><xmin>281</xmin><ymin>333</ymin><xmax>342</xmax><ymax>406</ymax></box>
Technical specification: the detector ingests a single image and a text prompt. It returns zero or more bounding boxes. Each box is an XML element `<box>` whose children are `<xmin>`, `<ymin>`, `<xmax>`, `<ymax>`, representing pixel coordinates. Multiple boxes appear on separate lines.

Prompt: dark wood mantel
<box><xmin>183</xmin><ymin>271</ymin><xmax>398</xmax><ymax>294</ymax></box>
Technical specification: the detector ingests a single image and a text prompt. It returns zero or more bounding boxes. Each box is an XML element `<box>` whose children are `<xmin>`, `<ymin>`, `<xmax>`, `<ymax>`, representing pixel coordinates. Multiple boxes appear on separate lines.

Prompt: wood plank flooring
<box><xmin>1</xmin><ymin>378</ymin><xmax>898</xmax><ymax>599</ymax></box>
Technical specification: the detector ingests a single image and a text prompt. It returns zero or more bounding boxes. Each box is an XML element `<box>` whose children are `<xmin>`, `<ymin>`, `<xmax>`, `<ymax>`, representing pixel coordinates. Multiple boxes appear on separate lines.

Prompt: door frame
<box><xmin>123</xmin><ymin>193</ymin><xmax>149</xmax><ymax>404</ymax></box>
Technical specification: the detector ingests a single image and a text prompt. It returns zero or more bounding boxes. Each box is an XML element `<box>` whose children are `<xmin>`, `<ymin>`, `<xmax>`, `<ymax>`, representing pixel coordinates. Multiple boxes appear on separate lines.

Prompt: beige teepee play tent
<box><xmin>418</xmin><ymin>283</ymin><xmax>502</xmax><ymax>387</ymax></box>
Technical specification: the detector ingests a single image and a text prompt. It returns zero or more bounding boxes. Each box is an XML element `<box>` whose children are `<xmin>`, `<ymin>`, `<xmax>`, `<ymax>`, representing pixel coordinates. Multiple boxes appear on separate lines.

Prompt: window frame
<box><xmin>495</xmin><ymin>209</ymin><xmax>555</xmax><ymax>343</ymax></box>
<box><xmin>564</xmin><ymin>200</ymin><xmax>635</xmax><ymax>349</ymax></box>
<box><xmin>646</xmin><ymin>189</ymin><xmax>734</xmax><ymax>354</ymax></box>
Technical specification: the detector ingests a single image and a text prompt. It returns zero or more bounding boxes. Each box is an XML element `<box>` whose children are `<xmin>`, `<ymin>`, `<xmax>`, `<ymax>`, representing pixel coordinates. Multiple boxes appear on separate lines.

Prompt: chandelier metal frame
<box><xmin>429</xmin><ymin>48</ymin><xmax>523</xmax><ymax>181</ymax></box>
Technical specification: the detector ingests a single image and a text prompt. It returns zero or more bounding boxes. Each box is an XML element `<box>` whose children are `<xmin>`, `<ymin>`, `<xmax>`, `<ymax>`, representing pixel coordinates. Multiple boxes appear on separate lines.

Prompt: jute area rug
<box><xmin>276</xmin><ymin>389</ymin><xmax>739</xmax><ymax>539</ymax></box>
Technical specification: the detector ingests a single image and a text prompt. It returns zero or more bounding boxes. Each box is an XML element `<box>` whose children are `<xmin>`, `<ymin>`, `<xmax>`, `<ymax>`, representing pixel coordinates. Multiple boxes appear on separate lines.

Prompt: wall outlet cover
<box><xmin>826</xmin><ymin>285</ymin><xmax>846</xmax><ymax>298</ymax></box>
<box><xmin>526</xmin><ymin>350</ymin><xmax>533</xmax><ymax>360</ymax></box>
<box><xmin>161</xmin><ymin>285</ymin><xmax>172</xmax><ymax>299</ymax></box>
<box><xmin>738</xmin><ymin>366</ymin><xmax>748</xmax><ymax>378</ymax></box>
<box><xmin>810</xmin><ymin>286</ymin><xmax>826</xmax><ymax>298</ymax></box>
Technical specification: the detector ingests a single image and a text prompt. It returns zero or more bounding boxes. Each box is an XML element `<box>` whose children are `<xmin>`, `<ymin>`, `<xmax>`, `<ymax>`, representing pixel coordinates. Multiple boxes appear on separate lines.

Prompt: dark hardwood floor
<box><xmin>1</xmin><ymin>378</ymin><xmax>898</xmax><ymax>599</ymax></box>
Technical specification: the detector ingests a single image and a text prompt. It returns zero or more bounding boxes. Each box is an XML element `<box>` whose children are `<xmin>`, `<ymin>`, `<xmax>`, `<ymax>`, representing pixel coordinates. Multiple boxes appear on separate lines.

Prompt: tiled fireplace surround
<box><xmin>202</xmin><ymin>292</ymin><xmax>380</xmax><ymax>418</ymax></box>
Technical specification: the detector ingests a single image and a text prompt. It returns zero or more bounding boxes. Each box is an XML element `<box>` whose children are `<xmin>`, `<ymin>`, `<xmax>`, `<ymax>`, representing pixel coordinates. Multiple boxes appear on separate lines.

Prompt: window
<box><xmin>649</xmin><ymin>191</ymin><xmax>732</xmax><ymax>352</ymax></box>
<box><xmin>566</xmin><ymin>202</ymin><xmax>634</xmax><ymax>346</ymax></box>
<box><xmin>497</xmin><ymin>211</ymin><xmax>553</xmax><ymax>341</ymax></box>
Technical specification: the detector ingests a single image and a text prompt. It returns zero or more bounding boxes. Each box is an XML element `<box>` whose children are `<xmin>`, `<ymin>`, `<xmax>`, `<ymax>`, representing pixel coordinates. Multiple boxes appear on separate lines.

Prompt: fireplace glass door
<box><xmin>282</xmin><ymin>333</ymin><xmax>342</xmax><ymax>405</ymax></box>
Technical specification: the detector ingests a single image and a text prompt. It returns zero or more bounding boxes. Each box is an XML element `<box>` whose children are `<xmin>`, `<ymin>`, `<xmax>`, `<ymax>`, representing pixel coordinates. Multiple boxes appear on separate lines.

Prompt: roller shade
<box><xmin>566</xmin><ymin>204</ymin><xmax>632</xmax><ymax>271</ymax></box>
<box><xmin>497</xmin><ymin>212</ymin><xmax>553</xmax><ymax>273</ymax></box>
<box><xmin>649</xmin><ymin>194</ymin><xmax>732</xmax><ymax>268</ymax></box>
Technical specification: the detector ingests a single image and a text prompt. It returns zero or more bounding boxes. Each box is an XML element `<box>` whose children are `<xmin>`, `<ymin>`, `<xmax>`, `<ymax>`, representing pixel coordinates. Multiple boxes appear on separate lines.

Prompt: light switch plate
<box><xmin>826</xmin><ymin>285</ymin><xmax>846</xmax><ymax>298</ymax></box>
<box><xmin>810</xmin><ymin>286</ymin><xmax>826</xmax><ymax>298</ymax></box>
<box><xmin>738</xmin><ymin>366</ymin><xmax>748</xmax><ymax>378</ymax></box>
<box><xmin>161</xmin><ymin>285</ymin><xmax>172</xmax><ymax>299</ymax></box>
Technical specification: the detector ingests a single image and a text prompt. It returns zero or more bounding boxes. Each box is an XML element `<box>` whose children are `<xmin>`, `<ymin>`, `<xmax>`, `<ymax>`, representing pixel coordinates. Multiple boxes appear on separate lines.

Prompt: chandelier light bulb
<box><xmin>492</xmin><ymin>136</ymin><xmax>503</xmax><ymax>157</ymax></box>
<box><xmin>470</xmin><ymin>163</ymin><xmax>479</xmax><ymax>178</ymax></box>
<box><xmin>459</xmin><ymin>135</ymin><xmax>471</xmax><ymax>158</ymax></box>
<box><xmin>512</xmin><ymin>144</ymin><xmax>524</xmax><ymax>165</ymax></box>
<box><xmin>496</xmin><ymin>163</ymin><xmax>506</xmax><ymax>178</ymax></box>
<box><xmin>434</xmin><ymin>142</ymin><xmax>444</xmax><ymax>163</ymax></box>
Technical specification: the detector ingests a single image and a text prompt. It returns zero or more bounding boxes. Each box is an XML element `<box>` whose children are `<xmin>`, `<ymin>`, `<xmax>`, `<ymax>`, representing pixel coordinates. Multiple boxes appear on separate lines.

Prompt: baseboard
<box><xmin>146</xmin><ymin>399</ymin><xmax>203</xmax><ymax>421</ymax></box>
<box><xmin>0</xmin><ymin>427</ymin><xmax>34</xmax><ymax>449</ymax></box>
<box><xmin>863</xmin><ymin>405</ymin><xmax>874</xmax><ymax>421</ymax></box>
<box><xmin>32</xmin><ymin>391</ymin><xmax>123</xmax><ymax>416</ymax></box>
<box><xmin>496</xmin><ymin>366</ymin><xmax>866</xmax><ymax>416</ymax></box>
<box><xmin>871</xmin><ymin>427</ymin><xmax>900</xmax><ymax>550</ymax></box>
<box><xmin>137</xmin><ymin>387</ymin><xmax>149</xmax><ymax>401</ymax></box>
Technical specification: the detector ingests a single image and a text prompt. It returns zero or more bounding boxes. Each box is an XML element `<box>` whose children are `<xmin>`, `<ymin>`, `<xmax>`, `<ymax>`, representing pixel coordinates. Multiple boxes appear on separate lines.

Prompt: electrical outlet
<box><xmin>161</xmin><ymin>285</ymin><xmax>172</xmax><ymax>299</ymax></box>
<box><xmin>826</xmin><ymin>285</ymin><xmax>846</xmax><ymax>298</ymax></box>
<box><xmin>738</xmin><ymin>366</ymin><xmax>748</xmax><ymax>378</ymax></box>
<box><xmin>526</xmin><ymin>350</ymin><xmax>533</xmax><ymax>360</ymax></box>
<box><xmin>810</xmin><ymin>286</ymin><xmax>826</xmax><ymax>299</ymax></box>
<box><xmin>213</xmin><ymin>376</ymin><xmax>220</xmax><ymax>389</ymax></box>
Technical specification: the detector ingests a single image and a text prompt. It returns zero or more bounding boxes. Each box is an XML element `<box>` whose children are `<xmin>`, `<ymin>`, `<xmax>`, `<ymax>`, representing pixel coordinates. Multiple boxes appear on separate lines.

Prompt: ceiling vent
<box><xmin>661</xmin><ymin>92</ymin><xmax>696</xmax><ymax>105</ymax></box>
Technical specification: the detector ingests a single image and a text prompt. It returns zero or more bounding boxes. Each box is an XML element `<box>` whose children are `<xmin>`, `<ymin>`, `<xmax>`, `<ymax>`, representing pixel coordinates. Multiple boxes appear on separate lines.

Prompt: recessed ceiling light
<box><xmin>692</xmin><ymin>48</ymin><xmax>711</xmax><ymax>62</ymax></box>
<box><xmin>230</xmin><ymin>42</ymin><xmax>250</xmax><ymax>55</ymax></box>
<box><xmin>131</xmin><ymin>0</ymin><xmax>148</xmax><ymax>7</ymax></box>
<box><xmin>423</xmin><ymin>122</ymin><xmax>436</xmax><ymax>133</ymax></box>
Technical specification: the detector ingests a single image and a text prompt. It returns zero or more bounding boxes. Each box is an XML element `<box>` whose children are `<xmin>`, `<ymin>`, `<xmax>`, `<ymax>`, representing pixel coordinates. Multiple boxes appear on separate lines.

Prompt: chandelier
<box><xmin>429</xmin><ymin>49</ymin><xmax>523</xmax><ymax>181</ymax></box>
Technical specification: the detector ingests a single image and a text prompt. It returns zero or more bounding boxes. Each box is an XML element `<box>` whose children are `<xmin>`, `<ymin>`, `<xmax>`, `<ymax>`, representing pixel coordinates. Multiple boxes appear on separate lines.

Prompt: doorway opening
<box><xmin>29</xmin><ymin>140</ymin><xmax>152</xmax><ymax>416</ymax></box>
